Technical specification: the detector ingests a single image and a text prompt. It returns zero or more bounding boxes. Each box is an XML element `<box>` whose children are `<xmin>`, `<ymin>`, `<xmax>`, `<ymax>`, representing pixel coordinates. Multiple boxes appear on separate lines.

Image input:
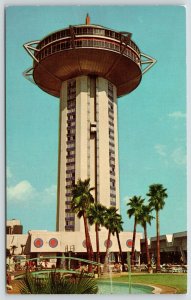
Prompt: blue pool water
<box><xmin>97</xmin><ymin>281</ymin><xmax>154</xmax><ymax>294</ymax></box>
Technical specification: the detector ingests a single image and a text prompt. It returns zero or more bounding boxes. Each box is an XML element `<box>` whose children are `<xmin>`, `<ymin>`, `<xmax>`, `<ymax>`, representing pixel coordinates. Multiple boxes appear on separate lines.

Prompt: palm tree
<box><xmin>10</xmin><ymin>245</ymin><xmax>18</xmax><ymax>256</ymax></box>
<box><xmin>6</xmin><ymin>248</ymin><xmax>11</xmax><ymax>258</ymax></box>
<box><xmin>17</xmin><ymin>271</ymin><xmax>98</xmax><ymax>294</ymax></box>
<box><xmin>87</xmin><ymin>203</ymin><xmax>106</xmax><ymax>274</ymax></box>
<box><xmin>20</xmin><ymin>244</ymin><xmax>26</xmax><ymax>255</ymax></box>
<box><xmin>127</xmin><ymin>196</ymin><xmax>145</xmax><ymax>268</ymax></box>
<box><xmin>103</xmin><ymin>207</ymin><xmax>121</xmax><ymax>272</ymax></box>
<box><xmin>138</xmin><ymin>204</ymin><xmax>154</xmax><ymax>272</ymax></box>
<box><xmin>147</xmin><ymin>184</ymin><xmax>168</xmax><ymax>272</ymax></box>
<box><xmin>114</xmin><ymin>214</ymin><xmax>125</xmax><ymax>272</ymax></box>
<box><xmin>71</xmin><ymin>179</ymin><xmax>94</xmax><ymax>272</ymax></box>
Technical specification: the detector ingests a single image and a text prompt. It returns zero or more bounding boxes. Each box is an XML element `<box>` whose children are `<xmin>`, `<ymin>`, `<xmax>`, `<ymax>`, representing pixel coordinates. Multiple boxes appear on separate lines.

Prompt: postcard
<box><xmin>5</xmin><ymin>4</ymin><xmax>188</xmax><ymax>295</ymax></box>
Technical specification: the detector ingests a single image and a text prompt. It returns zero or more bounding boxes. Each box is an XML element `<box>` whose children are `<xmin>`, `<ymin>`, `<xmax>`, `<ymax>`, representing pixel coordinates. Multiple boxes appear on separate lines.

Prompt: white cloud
<box><xmin>7</xmin><ymin>180</ymin><xmax>57</xmax><ymax>203</ymax></box>
<box><xmin>154</xmin><ymin>144</ymin><xmax>167</xmax><ymax>157</ymax></box>
<box><xmin>41</xmin><ymin>185</ymin><xmax>57</xmax><ymax>203</ymax></box>
<box><xmin>171</xmin><ymin>147</ymin><xmax>186</xmax><ymax>166</ymax></box>
<box><xmin>154</xmin><ymin>144</ymin><xmax>186</xmax><ymax>167</ymax></box>
<box><xmin>7</xmin><ymin>180</ymin><xmax>36</xmax><ymax>201</ymax></box>
<box><xmin>168</xmin><ymin>111</ymin><xmax>186</xmax><ymax>119</ymax></box>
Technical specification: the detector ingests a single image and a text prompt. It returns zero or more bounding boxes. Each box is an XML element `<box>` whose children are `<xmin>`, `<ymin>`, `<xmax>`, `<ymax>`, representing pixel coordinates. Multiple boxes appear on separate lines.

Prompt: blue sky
<box><xmin>6</xmin><ymin>6</ymin><xmax>186</xmax><ymax>237</ymax></box>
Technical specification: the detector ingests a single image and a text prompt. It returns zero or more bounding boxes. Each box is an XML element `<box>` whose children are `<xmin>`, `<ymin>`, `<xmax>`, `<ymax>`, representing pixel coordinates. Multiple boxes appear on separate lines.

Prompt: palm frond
<box><xmin>147</xmin><ymin>183</ymin><xmax>168</xmax><ymax>211</ymax></box>
<box><xmin>16</xmin><ymin>271</ymin><xmax>98</xmax><ymax>294</ymax></box>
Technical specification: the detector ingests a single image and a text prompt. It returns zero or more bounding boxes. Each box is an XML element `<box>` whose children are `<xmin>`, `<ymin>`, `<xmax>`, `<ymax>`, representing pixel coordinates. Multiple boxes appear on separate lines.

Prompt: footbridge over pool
<box><xmin>10</xmin><ymin>256</ymin><xmax>101</xmax><ymax>279</ymax></box>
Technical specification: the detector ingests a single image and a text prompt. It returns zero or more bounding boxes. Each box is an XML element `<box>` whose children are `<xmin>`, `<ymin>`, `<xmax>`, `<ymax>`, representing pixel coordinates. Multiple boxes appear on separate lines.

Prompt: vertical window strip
<box><xmin>108</xmin><ymin>82</ymin><xmax>116</xmax><ymax>206</ymax></box>
<box><xmin>65</xmin><ymin>79</ymin><xmax>76</xmax><ymax>231</ymax></box>
<box><xmin>96</xmin><ymin>80</ymin><xmax>99</xmax><ymax>201</ymax></box>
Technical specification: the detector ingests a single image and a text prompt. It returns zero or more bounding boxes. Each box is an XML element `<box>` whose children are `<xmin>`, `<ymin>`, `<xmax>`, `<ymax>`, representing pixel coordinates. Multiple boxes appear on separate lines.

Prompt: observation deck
<box><xmin>24</xmin><ymin>18</ymin><xmax>156</xmax><ymax>98</ymax></box>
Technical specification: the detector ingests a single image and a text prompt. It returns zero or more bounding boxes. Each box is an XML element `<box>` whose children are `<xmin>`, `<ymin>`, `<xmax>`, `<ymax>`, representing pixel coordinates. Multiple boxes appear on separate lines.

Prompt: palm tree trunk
<box><xmin>83</xmin><ymin>212</ymin><xmax>93</xmax><ymax>273</ymax></box>
<box><xmin>144</xmin><ymin>224</ymin><xmax>151</xmax><ymax>272</ymax></box>
<box><xmin>11</xmin><ymin>246</ymin><xmax>17</xmax><ymax>256</ymax></box>
<box><xmin>95</xmin><ymin>223</ymin><xmax>101</xmax><ymax>276</ymax></box>
<box><xmin>21</xmin><ymin>246</ymin><xmax>24</xmax><ymax>255</ymax></box>
<box><xmin>156</xmin><ymin>210</ymin><xmax>161</xmax><ymax>272</ymax></box>
<box><xmin>103</xmin><ymin>230</ymin><xmax>111</xmax><ymax>272</ymax></box>
<box><xmin>131</xmin><ymin>219</ymin><xmax>137</xmax><ymax>268</ymax></box>
<box><xmin>116</xmin><ymin>230</ymin><xmax>125</xmax><ymax>272</ymax></box>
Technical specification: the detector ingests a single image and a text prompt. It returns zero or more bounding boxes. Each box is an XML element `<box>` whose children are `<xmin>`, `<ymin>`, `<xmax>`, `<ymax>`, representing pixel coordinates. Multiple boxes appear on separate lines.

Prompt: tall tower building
<box><xmin>24</xmin><ymin>15</ymin><xmax>156</xmax><ymax>234</ymax></box>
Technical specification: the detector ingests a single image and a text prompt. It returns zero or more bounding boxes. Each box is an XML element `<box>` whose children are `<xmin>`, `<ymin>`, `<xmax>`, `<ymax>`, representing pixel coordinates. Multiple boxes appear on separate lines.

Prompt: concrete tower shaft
<box><xmin>57</xmin><ymin>76</ymin><xmax>120</xmax><ymax>232</ymax></box>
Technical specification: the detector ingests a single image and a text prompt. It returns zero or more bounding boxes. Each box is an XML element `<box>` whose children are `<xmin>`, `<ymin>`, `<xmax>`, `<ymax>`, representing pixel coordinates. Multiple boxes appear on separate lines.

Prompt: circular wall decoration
<box><xmin>104</xmin><ymin>240</ymin><xmax>112</xmax><ymax>248</ymax></box>
<box><xmin>82</xmin><ymin>240</ymin><xmax>87</xmax><ymax>248</ymax></box>
<box><xmin>126</xmin><ymin>239</ymin><xmax>133</xmax><ymax>248</ymax></box>
<box><xmin>49</xmin><ymin>238</ymin><xmax>58</xmax><ymax>248</ymax></box>
<box><xmin>34</xmin><ymin>238</ymin><xmax>43</xmax><ymax>248</ymax></box>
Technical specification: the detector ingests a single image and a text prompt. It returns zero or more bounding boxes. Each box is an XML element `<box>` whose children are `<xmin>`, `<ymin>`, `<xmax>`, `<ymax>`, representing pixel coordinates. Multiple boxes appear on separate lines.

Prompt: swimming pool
<box><xmin>97</xmin><ymin>281</ymin><xmax>154</xmax><ymax>294</ymax></box>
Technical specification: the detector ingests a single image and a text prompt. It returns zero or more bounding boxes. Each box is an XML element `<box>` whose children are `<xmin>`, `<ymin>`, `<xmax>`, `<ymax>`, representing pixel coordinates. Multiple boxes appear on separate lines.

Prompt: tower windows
<box><xmin>65</xmin><ymin>79</ymin><xmax>76</xmax><ymax>231</ymax></box>
<box><xmin>108</xmin><ymin>82</ymin><xmax>116</xmax><ymax>206</ymax></box>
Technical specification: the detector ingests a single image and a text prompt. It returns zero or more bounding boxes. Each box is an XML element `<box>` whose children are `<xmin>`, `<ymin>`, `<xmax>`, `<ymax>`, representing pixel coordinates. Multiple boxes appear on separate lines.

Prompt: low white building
<box><xmin>6</xmin><ymin>219</ymin><xmax>142</xmax><ymax>265</ymax></box>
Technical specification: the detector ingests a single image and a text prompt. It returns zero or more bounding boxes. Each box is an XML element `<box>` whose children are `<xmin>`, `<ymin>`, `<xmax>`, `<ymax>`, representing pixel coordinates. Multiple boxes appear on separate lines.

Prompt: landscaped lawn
<box><xmin>108</xmin><ymin>274</ymin><xmax>187</xmax><ymax>294</ymax></box>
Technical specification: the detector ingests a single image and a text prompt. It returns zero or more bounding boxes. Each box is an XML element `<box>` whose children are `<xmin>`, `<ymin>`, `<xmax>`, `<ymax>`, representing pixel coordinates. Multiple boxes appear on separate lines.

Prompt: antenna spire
<box><xmin>85</xmin><ymin>13</ymin><xmax>90</xmax><ymax>25</ymax></box>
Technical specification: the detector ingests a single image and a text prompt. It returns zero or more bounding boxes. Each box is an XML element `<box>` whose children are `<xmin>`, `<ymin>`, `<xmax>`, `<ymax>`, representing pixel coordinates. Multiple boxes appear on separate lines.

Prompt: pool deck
<box><xmin>151</xmin><ymin>283</ymin><xmax>177</xmax><ymax>294</ymax></box>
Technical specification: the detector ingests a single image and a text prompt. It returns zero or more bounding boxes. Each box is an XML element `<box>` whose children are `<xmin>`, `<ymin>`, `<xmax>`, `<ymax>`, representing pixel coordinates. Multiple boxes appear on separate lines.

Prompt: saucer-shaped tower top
<box><xmin>24</xmin><ymin>15</ymin><xmax>156</xmax><ymax>97</ymax></box>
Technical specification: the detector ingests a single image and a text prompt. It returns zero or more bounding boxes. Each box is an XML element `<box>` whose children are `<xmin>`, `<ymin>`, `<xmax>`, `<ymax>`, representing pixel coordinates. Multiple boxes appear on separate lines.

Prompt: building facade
<box><xmin>7</xmin><ymin>220</ymin><xmax>186</xmax><ymax>267</ymax></box>
<box><xmin>6</xmin><ymin>220</ymin><xmax>142</xmax><ymax>265</ymax></box>
<box><xmin>140</xmin><ymin>231</ymin><xmax>187</xmax><ymax>265</ymax></box>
